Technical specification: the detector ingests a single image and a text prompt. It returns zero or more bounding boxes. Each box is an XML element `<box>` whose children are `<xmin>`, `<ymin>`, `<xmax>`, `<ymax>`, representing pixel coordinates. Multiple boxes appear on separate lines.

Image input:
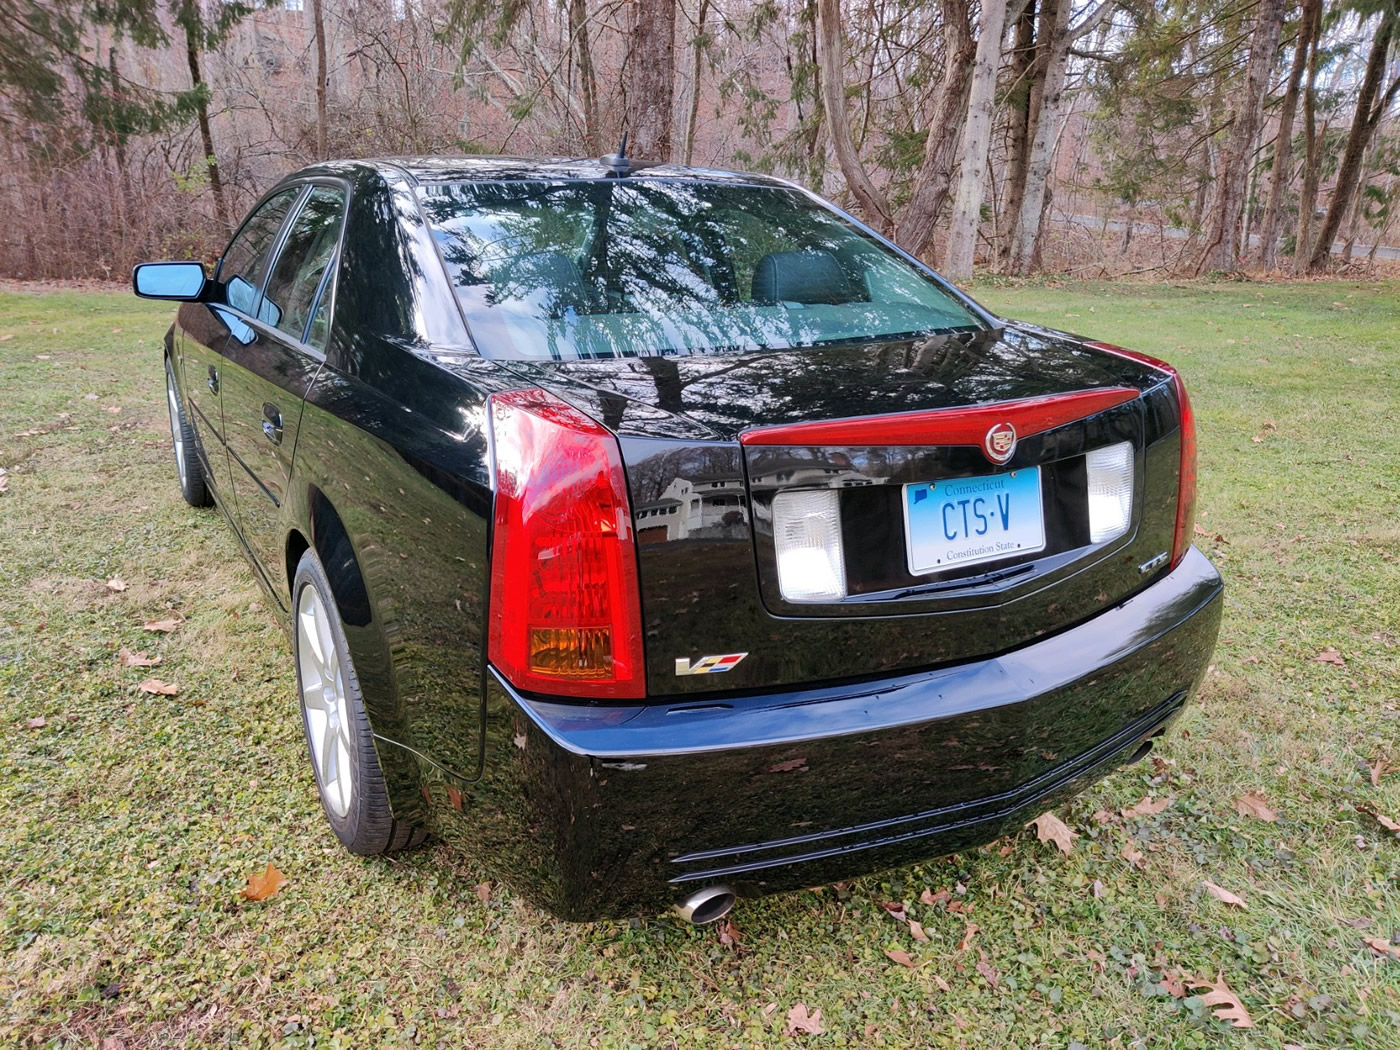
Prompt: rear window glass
<box><xmin>417</xmin><ymin>180</ymin><xmax>983</xmax><ymax>360</ymax></box>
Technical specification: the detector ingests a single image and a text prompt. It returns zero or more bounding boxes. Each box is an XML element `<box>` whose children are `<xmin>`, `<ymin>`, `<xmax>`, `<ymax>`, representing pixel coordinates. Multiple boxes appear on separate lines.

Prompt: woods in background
<box><xmin>2</xmin><ymin>0</ymin><xmax>1397</xmax><ymax>280</ymax></box>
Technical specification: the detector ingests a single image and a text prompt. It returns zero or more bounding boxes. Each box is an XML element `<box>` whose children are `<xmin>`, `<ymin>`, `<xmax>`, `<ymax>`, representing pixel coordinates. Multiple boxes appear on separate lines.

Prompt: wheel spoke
<box><xmin>299</xmin><ymin>605</ymin><xmax>325</xmax><ymax>667</ymax></box>
<box><xmin>321</xmin><ymin>720</ymin><xmax>339</xmax><ymax>783</ymax></box>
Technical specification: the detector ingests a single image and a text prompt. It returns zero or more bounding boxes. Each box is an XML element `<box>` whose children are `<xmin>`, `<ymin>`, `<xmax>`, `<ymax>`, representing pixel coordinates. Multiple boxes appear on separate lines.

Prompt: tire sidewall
<box><xmin>292</xmin><ymin>551</ymin><xmax>377</xmax><ymax>849</ymax></box>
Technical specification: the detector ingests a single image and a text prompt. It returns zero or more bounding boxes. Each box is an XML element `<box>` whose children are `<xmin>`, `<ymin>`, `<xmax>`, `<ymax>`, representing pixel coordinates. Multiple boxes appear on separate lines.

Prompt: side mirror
<box><xmin>132</xmin><ymin>261</ymin><xmax>207</xmax><ymax>301</ymax></box>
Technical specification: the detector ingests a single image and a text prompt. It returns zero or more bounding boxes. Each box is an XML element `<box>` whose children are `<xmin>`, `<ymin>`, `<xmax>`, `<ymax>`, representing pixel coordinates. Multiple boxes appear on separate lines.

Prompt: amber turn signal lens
<box><xmin>527</xmin><ymin>627</ymin><xmax>614</xmax><ymax>680</ymax></box>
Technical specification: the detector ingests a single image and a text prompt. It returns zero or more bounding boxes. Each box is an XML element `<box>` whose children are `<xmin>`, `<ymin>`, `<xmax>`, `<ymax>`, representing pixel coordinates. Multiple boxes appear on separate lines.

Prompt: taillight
<box><xmin>487</xmin><ymin>389</ymin><xmax>645</xmax><ymax>699</ymax></box>
<box><xmin>1087</xmin><ymin>342</ymin><xmax>1197</xmax><ymax>570</ymax></box>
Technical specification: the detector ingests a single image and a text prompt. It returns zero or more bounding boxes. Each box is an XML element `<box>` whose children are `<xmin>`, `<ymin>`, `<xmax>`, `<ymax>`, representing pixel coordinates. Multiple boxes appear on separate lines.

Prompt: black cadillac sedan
<box><xmin>134</xmin><ymin>157</ymin><xmax>1222</xmax><ymax>924</ymax></box>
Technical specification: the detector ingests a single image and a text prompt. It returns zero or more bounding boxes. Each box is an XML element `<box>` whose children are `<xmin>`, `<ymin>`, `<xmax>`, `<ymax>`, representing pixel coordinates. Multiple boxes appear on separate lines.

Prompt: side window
<box><xmin>260</xmin><ymin>186</ymin><xmax>346</xmax><ymax>348</ymax></box>
<box><xmin>216</xmin><ymin>189</ymin><xmax>300</xmax><ymax>316</ymax></box>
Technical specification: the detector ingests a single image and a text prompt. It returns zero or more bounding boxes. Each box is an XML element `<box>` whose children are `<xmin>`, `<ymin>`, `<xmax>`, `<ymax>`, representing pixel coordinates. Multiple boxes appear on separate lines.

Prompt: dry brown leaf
<box><xmin>118</xmin><ymin>647</ymin><xmax>160</xmax><ymax>668</ymax></box>
<box><xmin>1202</xmin><ymin>880</ymin><xmax>1248</xmax><ymax>909</ymax></box>
<box><xmin>1364</xmin><ymin>937</ymin><xmax>1400</xmax><ymax>959</ymax></box>
<box><xmin>908</xmin><ymin>919</ymin><xmax>929</xmax><ymax>943</ymax></box>
<box><xmin>766</xmin><ymin>757</ymin><xmax>807</xmax><ymax>773</ymax></box>
<box><xmin>25</xmin><ymin>716</ymin><xmax>46</xmax><ymax>729</ymax></box>
<box><xmin>142</xmin><ymin>618</ymin><xmax>180</xmax><ymax>633</ymax></box>
<box><xmin>105</xmin><ymin>578</ymin><xmax>127</xmax><ymax>593</ymax></box>
<box><xmin>1121</xmin><ymin>842</ymin><xmax>1146</xmax><ymax>869</ymax></box>
<box><xmin>1160</xmin><ymin>969</ymin><xmax>1188</xmax><ymax>999</ymax></box>
<box><xmin>1368</xmin><ymin>810</ymin><xmax>1400</xmax><ymax>835</ymax></box>
<box><xmin>1028</xmin><ymin>811</ymin><xmax>1078</xmax><ymax>855</ymax></box>
<box><xmin>1368</xmin><ymin>758</ymin><xmax>1394</xmax><ymax>787</ymax></box>
<box><xmin>138</xmin><ymin>679</ymin><xmax>178</xmax><ymax>696</ymax></box>
<box><xmin>880</xmin><ymin>901</ymin><xmax>908</xmax><ymax>923</ymax></box>
<box><xmin>718</xmin><ymin>918</ymin><xmax>741</xmax><ymax>947</ymax></box>
<box><xmin>1234</xmin><ymin>793</ymin><xmax>1279</xmax><ymax>822</ymax></box>
<box><xmin>1190</xmin><ymin>972</ymin><xmax>1254</xmax><ymax>1028</ymax></box>
<box><xmin>957</xmin><ymin>921</ymin><xmax>979</xmax><ymax>951</ymax></box>
<box><xmin>240</xmin><ymin>863</ymin><xmax>288</xmax><ymax>902</ymax></box>
<box><xmin>785</xmin><ymin>1003</ymin><xmax>825</xmax><ymax>1036</ymax></box>
<box><xmin>920</xmin><ymin>887</ymin><xmax>950</xmax><ymax>908</ymax></box>
<box><xmin>933</xmin><ymin>973</ymin><xmax>951</xmax><ymax>993</ymax></box>
<box><xmin>975</xmin><ymin>950</ymin><xmax>1000</xmax><ymax>989</ymax></box>
<box><xmin>473</xmin><ymin>882</ymin><xmax>492</xmax><ymax>903</ymax></box>
<box><xmin>884</xmin><ymin>948</ymin><xmax>917</xmax><ymax>968</ymax></box>
<box><xmin>1121</xmin><ymin>795</ymin><xmax>1173</xmax><ymax>819</ymax></box>
<box><xmin>1313</xmin><ymin>648</ymin><xmax>1345</xmax><ymax>667</ymax></box>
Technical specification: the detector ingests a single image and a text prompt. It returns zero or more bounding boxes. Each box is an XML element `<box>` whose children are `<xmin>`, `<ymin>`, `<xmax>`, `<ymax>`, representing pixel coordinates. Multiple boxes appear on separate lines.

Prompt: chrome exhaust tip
<box><xmin>677</xmin><ymin>885</ymin><xmax>736</xmax><ymax>925</ymax></box>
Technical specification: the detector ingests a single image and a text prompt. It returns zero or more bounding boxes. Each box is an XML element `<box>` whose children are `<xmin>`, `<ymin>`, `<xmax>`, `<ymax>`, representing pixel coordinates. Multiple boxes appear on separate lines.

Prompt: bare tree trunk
<box><xmin>815</xmin><ymin>0</ymin><xmax>893</xmax><ymax>232</ymax></box>
<box><xmin>182</xmin><ymin>5</ymin><xmax>228</xmax><ymax>230</ymax></box>
<box><xmin>1195</xmin><ymin>0</ymin><xmax>1284</xmax><ymax>274</ymax></box>
<box><xmin>944</xmin><ymin>0</ymin><xmax>1013</xmax><ymax>281</ymax></box>
<box><xmin>998</xmin><ymin>0</ymin><xmax>1040</xmax><ymax>268</ymax></box>
<box><xmin>312</xmin><ymin>0</ymin><xmax>329</xmax><ymax>160</ymax></box>
<box><xmin>624</xmin><ymin>0</ymin><xmax>677</xmax><ymax>160</ymax></box>
<box><xmin>682</xmin><ymin>0</ymin><xmax>710</xmax><ymax>165</ymax></box>
<box><xmin>1005</xmin><ymin>0</ymin><xmax>1114</xmax><ymax>275</ymax></box>
<box><xmin>1258</xmin><ymin>0</ymin><xmax>1318</xmax><ymax>270</ymax></box>
<box><xmin>571</xmin><ymin>0</ymin><xmax>602</xmax><ymax>154</ymax></box>
<box><xmin>1306</xmin><ymin>9</ymin><xmax>1399</xmax><ymax>272</ymax></box>
<box><xmin>894</xmin><ymin>0</ymin><xmax>974</xmax><ymax>257</ymax></box>
<box><xmin>1292</xmin><ymin>14</ymin><xmax>1323</xmax><ymax>275</ymax></box>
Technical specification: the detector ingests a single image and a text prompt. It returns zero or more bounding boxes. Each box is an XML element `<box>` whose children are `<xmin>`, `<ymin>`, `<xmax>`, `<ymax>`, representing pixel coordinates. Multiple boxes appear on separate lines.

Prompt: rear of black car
<box><xmin>420</xmin><ymin>169</ymin><xmax>1222</xmax><ymax>920</ymax></box>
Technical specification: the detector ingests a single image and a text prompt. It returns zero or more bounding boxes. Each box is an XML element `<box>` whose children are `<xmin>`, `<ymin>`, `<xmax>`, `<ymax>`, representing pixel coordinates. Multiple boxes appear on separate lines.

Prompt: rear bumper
<box><xmin>437</xmin><ymin>546</ymin><xmax>1222</xmax><ymax>920</ymax></box>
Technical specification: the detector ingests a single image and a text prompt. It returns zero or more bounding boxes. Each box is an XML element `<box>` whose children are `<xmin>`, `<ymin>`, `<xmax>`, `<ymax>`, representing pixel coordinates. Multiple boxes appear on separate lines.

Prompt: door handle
<box><xmin>262</xmin><ymin>403</ymin><xmax>283</xmax><ymax>445</ymax></box>
<box><xmin>207</xmin><ymin>366</ymin><xmax>219</xmax><ymax>395</ymax></box>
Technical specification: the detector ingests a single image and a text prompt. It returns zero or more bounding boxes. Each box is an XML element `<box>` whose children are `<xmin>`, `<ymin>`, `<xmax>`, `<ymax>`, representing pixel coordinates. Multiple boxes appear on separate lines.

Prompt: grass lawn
<box><xmin>2</xmin><ymin>279</ymin><xmax>1399</xmax><ymax>1048</ymax></box>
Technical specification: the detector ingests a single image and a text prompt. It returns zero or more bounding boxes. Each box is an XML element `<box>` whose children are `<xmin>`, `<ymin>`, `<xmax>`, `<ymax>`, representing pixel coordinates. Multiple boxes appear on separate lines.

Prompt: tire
<box><xmin>291</xmin><ymin>549</ymin><xmax>426</xmax><ymax>855</ymax></box>
<box><xmin>165</xmin><ymin>357</ymin><xmax>213</xmax><ymax>508</ymax></box>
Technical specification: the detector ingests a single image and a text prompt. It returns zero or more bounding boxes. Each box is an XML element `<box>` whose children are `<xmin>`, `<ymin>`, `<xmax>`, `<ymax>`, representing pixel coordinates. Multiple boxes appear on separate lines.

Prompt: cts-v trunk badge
<box><xmin>984</xmin><ymin>422</ymin><xmax>1017</xmax><ymax>464</ymax></box>
<box><xmin>675</xmin><ymin>653</ymin><xmax>748</xmax><ymax>676</ymax></box>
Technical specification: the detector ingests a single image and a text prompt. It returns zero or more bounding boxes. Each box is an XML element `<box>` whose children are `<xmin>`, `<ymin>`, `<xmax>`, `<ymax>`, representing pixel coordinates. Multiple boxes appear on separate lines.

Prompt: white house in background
<box><xmin>634</xmin><ymin>464</ymin><xmax>880</xmax><ymax>544</ymax></box>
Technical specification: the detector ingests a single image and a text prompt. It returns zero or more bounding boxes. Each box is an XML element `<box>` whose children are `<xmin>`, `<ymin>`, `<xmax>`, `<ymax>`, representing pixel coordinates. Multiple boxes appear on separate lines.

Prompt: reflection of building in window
<box><xmin>635</xmin><ymin>464</ymin><xmax>879</xmax><ymax>544</ymax></box>
<box><xmin>281</xmin><ymin>0</ymin><xmax>304</xmax><ymax>10</ymax></box>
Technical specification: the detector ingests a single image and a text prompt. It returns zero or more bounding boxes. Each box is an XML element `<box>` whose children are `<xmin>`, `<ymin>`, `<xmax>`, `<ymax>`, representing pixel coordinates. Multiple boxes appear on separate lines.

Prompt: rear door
<box><xmin>221</xmin><ymin>182</ymin><xmax>346</xmax><ymax>604</ymax></box>
<box><xmin>182</xmin><ymin>188</ymin><xmax>303</xmax><ymax>506</ymax></box>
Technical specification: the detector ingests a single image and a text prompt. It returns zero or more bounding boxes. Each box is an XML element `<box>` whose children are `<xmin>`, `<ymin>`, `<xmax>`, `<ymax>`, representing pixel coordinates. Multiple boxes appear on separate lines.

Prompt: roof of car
<box><xmin>304</xmin><ymin>156</ymin><xmax>797</xmax><ymax>188</ymax></box>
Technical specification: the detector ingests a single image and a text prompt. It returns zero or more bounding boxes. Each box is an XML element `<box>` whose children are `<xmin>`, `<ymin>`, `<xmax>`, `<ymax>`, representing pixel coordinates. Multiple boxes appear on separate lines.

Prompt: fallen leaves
<box><xmin>957</xmin><ymin>921</ymin><xmax>979</xmax><ymax>951</ymax></box>
<box><xmin>1234</xmin><ymin>792</ymin><xmax>1279</xmax><ymax>822</ymax></box>
<box><xmin>717</xmin><ymin>918</ymin><xmax>741</xmax><ymax>947</ymax></box>
<box><xmin>919</xmin><ymin>887</ymin><xmax>950</xmax><ymax>908</ymax></box>
<box><xmin>1190</xmin><ymin>972</ymin><xmax>1254</xmax><ymax>1028</ymax></box>
<box><xmin>240</xmin><ymin>863</ymin><xmax>288</xmax><ymax>902</ymax></box>
<box><xmin>879</xmin><ymin>901</ymin><xmax>908</xmax><ymax>922</ymax></box>
<box><xmin>1365</xmin><ymin>809</ymin><xmax>1400</xmax><ymax>835</ymax></box>
<box><xmin>1201</xmin><ymin>880</ymin><xmax>1248</xmax><ymax>909</ymax></box>
<box><xmin>138</xmin><ymin>679</ymin><xmax>178</xmax><ymax>696</ymax></box>
<box><xmin>473</xmin><ymin>882</ymin><xmax>492</xmax><ymax>903</ymax></box>
<box><xmin>1363</xmin><ymin>937</ymin><xmax>1400</xmax><ymax>959</ymax></box>
<box><xmin>975</xmin><ymin>950</ymin><xmax>1000</xmax><ymax>989</ymax></box>
<box><xmin>1120</xmin><ymin>842</ymin><xmax>1146</xmax><ymax>869</ymax></box>
<box><xmin>118</xmin><ymin>647</ymin><xmax>160</xmax><ymax>668</ymax></box>
<box><xmin>105</xmin><ymin>578</ymin><xmax>127</xmax><ymax>593</ymax></box>
<box><xmin>1028</xmin><ymin>811</ymin><xmax>1078</xmax><ymax>854</ymax></box>
<box><xmin>24</xmin><ymin>716</ymin><xmax>47</xmax><ymax>729</ymax></box>
<box><xmin>907</xmin><ymin>919</ymin><xmax>929</xmax><ymax>942</ymax></box>
<box><xmin>1368</xmin><ymin>757</ymin><xmax>1394</xmax><ymax>787</ymax></box>
<box><xmin>1121</xmin><ymin>795</ymin><xmax>1173</xmax><ymax>819</ymax></box>
<box><xmin>1313</xmin><ymin>648</ymin><xmax>1345</xmax><ymax>667</ymax></box>
<box><xmin>884</xmin><ymin>948</ymin><xmax>918</xmax><ymax>968</ymax></box>
<box><xmin>142</xmin><ymin>618</ymin><xmax>180</xmax><ymax>633</ymax></box>
<box><xmin>785</xmin><ymin>1003</ymin><xmax>825</xmax><ymax>1036</ymax></box>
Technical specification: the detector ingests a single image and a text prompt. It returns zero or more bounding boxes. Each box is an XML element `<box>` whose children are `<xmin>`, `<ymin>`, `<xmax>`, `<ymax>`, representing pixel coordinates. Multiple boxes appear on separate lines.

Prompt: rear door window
<box><xmin>259</xmin><ymin>186</ymin><xmax>346</xmax><ymax>347</ymax></box>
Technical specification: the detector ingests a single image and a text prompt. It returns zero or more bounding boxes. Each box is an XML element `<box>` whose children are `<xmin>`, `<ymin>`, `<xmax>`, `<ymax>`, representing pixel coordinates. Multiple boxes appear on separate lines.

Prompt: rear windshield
<box><xmin>417</xmin><ymin>179</ymin><xmax>983</xmax><ymax>360</ymax></box>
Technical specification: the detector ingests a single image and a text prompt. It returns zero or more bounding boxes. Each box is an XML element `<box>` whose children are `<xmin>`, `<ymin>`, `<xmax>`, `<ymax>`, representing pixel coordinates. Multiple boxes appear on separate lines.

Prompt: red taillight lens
<box><xmin>487</xmin><ymin>389</ymin><xmax>645</xmax><ymax>699</ymax></box>
<box><xmin>1087</xmin><ymin>341</ymin><xmax>1197</xmax><ymax>570</ymax></box>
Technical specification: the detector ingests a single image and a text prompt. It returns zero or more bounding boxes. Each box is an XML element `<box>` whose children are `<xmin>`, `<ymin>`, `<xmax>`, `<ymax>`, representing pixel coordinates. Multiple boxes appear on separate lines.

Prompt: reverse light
<box><xmin>1086</xmin><ymin>342</ymin><xmax>1197</xmax><ymax>569</ymax></box>
<box><xmin>772</xmin><ymin>489</ymin><xmax>846</xmax><ymax>602</ymax></box>
<box><xmin>1085</xmin><ymin>441</ymin><xmax>1133</xmax><ymax>543</ymax></box>
<box><xmin>487</xmin><ymin>389</ymin><xmax>645</xmax><ymax>699</ymax></box>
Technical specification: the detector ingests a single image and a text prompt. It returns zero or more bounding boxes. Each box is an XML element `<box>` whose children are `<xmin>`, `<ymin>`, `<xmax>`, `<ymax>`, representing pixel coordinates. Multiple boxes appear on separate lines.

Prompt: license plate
<box><xmin>903</xmin><ymin>468</ymin><xmax>1046</xmax><ymax>575</ymax></box>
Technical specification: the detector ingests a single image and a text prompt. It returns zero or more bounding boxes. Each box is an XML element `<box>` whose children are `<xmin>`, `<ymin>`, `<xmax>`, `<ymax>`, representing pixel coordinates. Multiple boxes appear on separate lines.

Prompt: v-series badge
<box><xmin>674</xmin><ymin>653</ymin><xmax>748</xmax><ymax>676</ymax></box>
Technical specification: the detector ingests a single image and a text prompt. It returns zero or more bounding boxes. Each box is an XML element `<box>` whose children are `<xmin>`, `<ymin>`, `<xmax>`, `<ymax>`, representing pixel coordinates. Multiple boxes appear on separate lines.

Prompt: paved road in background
<box><xmin>1059</xmin><ymin>214</ymin><xmax>1400</xmax><ymax>262</ymax></box>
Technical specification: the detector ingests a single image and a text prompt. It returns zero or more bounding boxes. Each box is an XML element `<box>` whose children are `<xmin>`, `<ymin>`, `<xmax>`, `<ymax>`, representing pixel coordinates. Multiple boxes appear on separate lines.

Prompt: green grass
<box><xmin>2</xmin><ymin>280</ymin><xmax>1399</xmax><ymax>1048</ymax></box>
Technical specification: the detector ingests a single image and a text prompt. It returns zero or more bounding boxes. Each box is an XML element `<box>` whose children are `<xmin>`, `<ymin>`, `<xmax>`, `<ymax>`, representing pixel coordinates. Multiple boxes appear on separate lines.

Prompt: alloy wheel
<box><xmin>297</xmin><ymin>584</ymin><xmax>357</xmax><ymax>818</ymax></box>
